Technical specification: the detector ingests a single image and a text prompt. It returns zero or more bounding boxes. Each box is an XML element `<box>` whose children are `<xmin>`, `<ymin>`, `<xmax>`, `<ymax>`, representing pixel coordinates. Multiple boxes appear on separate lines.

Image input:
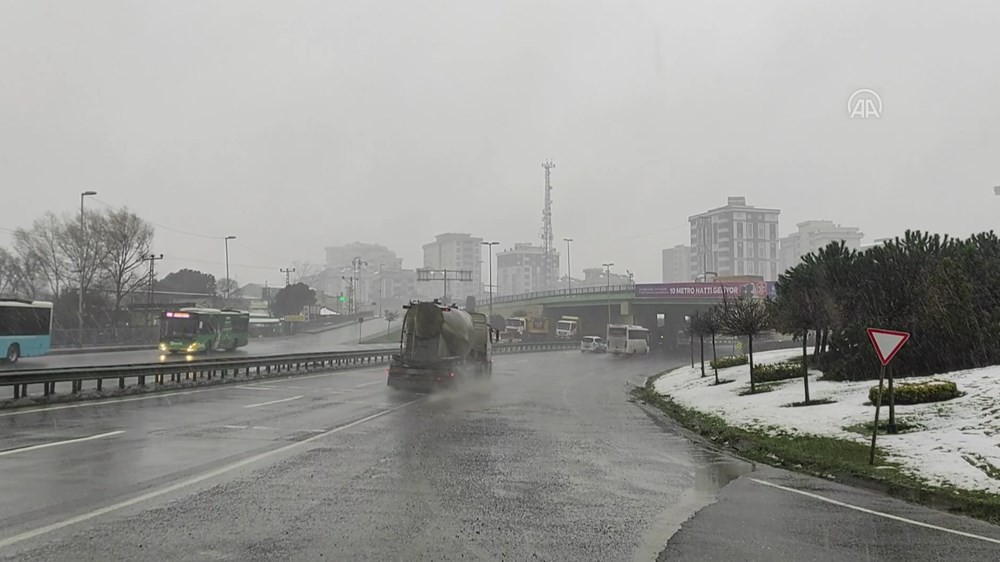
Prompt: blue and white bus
<box><xmin>0</xmin><ymin>299</ymin><xmax>54</xmax><ymax>365</ymax></box>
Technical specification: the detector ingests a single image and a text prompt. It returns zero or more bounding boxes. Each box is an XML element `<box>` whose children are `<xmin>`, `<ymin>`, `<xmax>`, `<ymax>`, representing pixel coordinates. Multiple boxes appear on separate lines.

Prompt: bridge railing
<box><xmin>488</xmin><ymin>285</ymin><xmax>635</xmax><ymax>305</ymax></box>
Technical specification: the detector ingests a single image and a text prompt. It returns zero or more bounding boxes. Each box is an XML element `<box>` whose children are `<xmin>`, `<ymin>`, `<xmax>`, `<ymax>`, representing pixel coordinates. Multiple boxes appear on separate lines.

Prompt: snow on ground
<box><xmin>653</xmin><ymin>348</ymin><xmax>1000</xmax><ymax>494</ymax></box>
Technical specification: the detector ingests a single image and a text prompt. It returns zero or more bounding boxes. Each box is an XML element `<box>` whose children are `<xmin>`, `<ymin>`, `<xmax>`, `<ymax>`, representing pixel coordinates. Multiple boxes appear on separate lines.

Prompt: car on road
<box><xmin>580</xmin><ymin>336</ymin><xmax>607</xmax><ymax>353</ymax></box>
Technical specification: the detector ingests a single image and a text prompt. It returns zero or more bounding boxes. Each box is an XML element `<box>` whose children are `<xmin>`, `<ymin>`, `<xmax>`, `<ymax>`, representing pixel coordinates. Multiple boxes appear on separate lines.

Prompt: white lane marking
<box><xmin>0</xmin><ymin>431</ymin><xmax>125</xmax><ymax>458</ymax></box>
<box><xmin>749</xmin><ymin>478</ymin><xmax>1000</xmax><ymax>545</ymax></box>
<box><xmin>243</xmin><ymin>395</ymin><xmax>304</xmax><ymax>409</ymax></box>
<box><xmin>222</xmin><ymin>425</ymin><xmax>248</xmax><ymax>430</ymax></box>
<box><xmin>0</xmin><ymin>399</ymin><xmax>423</xmax><ymax>550</ymax></box>
<box><xmin>235</xmin><ymin>386</ymin><xmax>281</xmax><ymax>391</ymax></box>
<box><xmin>354</xmin><ymin>381</ymin><xmax>383</xmax><ymax>388</ymax></box>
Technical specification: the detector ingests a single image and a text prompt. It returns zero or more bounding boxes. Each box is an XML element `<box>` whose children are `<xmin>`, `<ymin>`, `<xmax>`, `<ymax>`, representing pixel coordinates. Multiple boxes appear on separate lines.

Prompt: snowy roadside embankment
<box><xmin>653</xmin><ymin>348</ymin><xmax>1000</xmax><ymax>495</ymax></box>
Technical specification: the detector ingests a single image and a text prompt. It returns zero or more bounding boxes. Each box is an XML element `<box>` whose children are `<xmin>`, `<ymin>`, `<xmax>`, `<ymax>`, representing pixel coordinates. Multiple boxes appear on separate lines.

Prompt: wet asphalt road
<box><xmin>1</xmin><ymin>351</ymin><xmax>999</xmax><ymax>560</ymax></box>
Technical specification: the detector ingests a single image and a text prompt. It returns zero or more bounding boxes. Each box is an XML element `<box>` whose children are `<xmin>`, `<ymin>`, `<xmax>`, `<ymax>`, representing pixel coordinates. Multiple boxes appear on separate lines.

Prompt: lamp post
<box><xmin>481</xmin><ymin>241</ymin><xmax>499</xmax><ymax>328</ymax></box>
<box><xmin>78</xmin><ymin>190</ymin><xmax>97</xmax><ymax>347</ymax></box>
<box><xmin>378</xmin><ymin>263</ymin><xmax>384</xmax><ymax>317</ymax></box>
<box><xmin>602</xmin><ymin>262</ymin><xmax>614</xmax><ymax>334</ymax></box>
<box><xmin>563</xmin><ymin>238</ymin><xmax>573</xmax><ymax>292</ymax></box>
<box><xmin>224</xmin><ymin>235</ymin><xmax>236</xmax><ymax>300</ymax></box>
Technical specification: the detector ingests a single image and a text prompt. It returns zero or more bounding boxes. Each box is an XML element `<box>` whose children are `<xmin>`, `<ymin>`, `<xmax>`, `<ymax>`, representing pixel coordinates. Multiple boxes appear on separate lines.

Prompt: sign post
<box><xmin>866</xmin><ymin>328</ymin><xmax>910</xmax><ymax>465</ymax></box>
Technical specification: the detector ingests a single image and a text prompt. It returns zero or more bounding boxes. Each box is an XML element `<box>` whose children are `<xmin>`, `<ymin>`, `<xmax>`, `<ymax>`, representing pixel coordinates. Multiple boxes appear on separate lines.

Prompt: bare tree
<box><xmin>704</xmin><ymin>306</ymin><xmax>724</xmax><ymax>384</ymax></box>
<box><xmin>688</xmin><ymin>311</ymin><xmax>709</xmax><ymax>378</ymax></box>
<box><xmin>99</xmin><ymin>207</ymin><xmax>154</xmax><ymax>329</ymax></box>
<box><xmin>0</xmin><ymin>249</ymin><xmax>20</xmax><ymax>297</ymax></box>
<box><xmin>57</xmin><ymin>209</ymin><xmax>108</xmax><ymax>320</ymax></box>
<box><xmin>384</xmin><ymin>309</ymin><xmax>399</xmax><ymax>335</ymax></box>
<box><xmin>721</xmin><ymin>296</ymin><xmax>770</xmax><ymax>394</ymax></box>
<box><xmin>14</xmin><ymin>212</ymin><xmax>68</xmax><ymax>298</ymax></box>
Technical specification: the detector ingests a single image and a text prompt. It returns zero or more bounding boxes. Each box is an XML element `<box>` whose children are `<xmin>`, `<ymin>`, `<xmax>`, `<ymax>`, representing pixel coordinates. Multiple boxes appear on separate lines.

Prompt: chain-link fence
<box><xmin>51</xmin><ymin>327</ymin><xmax>159</xmax><ymax>348</ymax></box>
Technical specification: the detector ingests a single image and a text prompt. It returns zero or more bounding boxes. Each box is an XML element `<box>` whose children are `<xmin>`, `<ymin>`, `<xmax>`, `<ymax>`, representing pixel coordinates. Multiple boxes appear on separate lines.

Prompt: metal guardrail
<box><xmin>0</xmin><ymin>341</ymin><xmax>578</xmax><ymax>401</ymax></box>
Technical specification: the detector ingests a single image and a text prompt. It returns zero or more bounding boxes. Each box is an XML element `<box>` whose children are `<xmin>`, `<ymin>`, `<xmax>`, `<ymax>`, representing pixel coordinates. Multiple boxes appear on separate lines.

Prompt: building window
<box><xmin>736</xmin><ymin>261</ymin><xmax>743</xmax><ymax>275</ymax></box>
<box><xmin>757</xmin><ymin>223</ymin><xmax>765</xmax><ymax>239</ymax></box>
<box><xmin>769</xmin><ymin>223</ymin><xmax>777</xmax><ymax>240</ymax></box>
<box><xmin>770</xmin><ymin>243</ymin><xmax>777</xmax><ymax>258</ymax></box>
<box><xmin>746</xmin><ymin>261</ymin><xmax>754</xmax><ymax>275</ymax></box>
<box><xmin>748</xmin><ymin>243</ymin><xmax>755</xmax><ymax>258</ymax></box>
<box><xmin>736</xmin><ymin>222</ymin><xmax>744</xmax><ymax>239</ymax></box>
<box><xmin>759</xmin><ymin>242</ymin><xmax>766</xmax><ymax>258</ymax></box>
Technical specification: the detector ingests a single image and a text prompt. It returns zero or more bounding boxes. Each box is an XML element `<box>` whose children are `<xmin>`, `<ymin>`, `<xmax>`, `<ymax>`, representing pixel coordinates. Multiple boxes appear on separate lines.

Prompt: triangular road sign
<box><xmin>866</xmin><ymin>328</ymin><xmax>910</xmax><ymax>366</ymax></box>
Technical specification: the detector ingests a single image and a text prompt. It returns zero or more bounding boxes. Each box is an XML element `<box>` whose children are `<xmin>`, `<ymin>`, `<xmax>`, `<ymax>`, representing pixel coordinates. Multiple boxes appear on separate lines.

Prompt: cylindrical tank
<box><xmin>404</xmin><ymin>301</ymin><xmax>474</xmax><ymax>358</ymax></box>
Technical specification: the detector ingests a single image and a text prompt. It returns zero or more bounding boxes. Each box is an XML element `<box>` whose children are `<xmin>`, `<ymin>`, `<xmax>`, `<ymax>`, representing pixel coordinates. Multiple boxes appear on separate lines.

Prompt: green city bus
<box><xmin>158</xmin><ymin>308</ymin><xmax>250</xmax><ymax>354</ymax></box>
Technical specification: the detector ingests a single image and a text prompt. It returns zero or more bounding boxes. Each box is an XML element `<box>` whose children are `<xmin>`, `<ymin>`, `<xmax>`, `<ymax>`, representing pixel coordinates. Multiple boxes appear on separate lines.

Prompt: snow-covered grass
<box><xmin>653</xmin><ymin>349</ymin><xmax>1000</xmax><ymax>495</ymax></box>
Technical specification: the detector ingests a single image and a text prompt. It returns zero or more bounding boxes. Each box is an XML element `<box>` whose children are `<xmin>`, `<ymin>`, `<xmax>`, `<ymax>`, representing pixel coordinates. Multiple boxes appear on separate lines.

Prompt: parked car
<box><xmin>580</xmin><ymin>336</ymin><xmax>607</xmax><ymax>353</ymax></box>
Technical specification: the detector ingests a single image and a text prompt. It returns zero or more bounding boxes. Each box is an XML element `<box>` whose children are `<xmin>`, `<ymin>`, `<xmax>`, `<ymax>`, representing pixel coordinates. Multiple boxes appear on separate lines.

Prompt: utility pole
<box><xmin>224</xmin><ymin>235</ymin><xmax>236</xmax><ymax>300</ymax></box>
<box><xmin>141</xmin><ymin>253</ymin><xmax>164</xmax><ymax>325</ymax></box>
<box><xmin>78</xmin><ymin>190</ymin><xmax>97</xmax><ymax>347</ymax></box>
<box><xmin>563</xmin><ymin>238</ymin><xmax>573</xmax><ymax>292</ymax></box>
<box><xmin>541</xmin><ymin>160</ymin><xmax>555</xmax><ymax>291</ymax></box>
<box><xmin>351</xmin><ymin>257</ymin><xmax>367</xmax><ymax>314</ymax></box>
<box><xmin>603</xmin><ymin>262</ymin><xmax>615</xmax><ymax>334</ymax></box>
<box><xmin>280</xmin><ymin>267</ymin><xmax>296</xmax><ymax>287</ymax></box>
<box><xmin>377</xmin><ymin>263</ymin><xmax>384</xmax><ymax>317</ymax></box>
<box><xmin>481</xmin><ymin>241</ymin><xmax>499</xmax><ymax>325</ymax></box>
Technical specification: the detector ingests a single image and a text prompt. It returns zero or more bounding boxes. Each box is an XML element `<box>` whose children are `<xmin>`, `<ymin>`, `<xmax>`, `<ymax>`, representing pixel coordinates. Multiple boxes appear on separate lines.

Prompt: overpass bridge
<box><xmin>477</xmin><ymin>282</ymin><xmax>776</xmax><ymax>348</ymax></box>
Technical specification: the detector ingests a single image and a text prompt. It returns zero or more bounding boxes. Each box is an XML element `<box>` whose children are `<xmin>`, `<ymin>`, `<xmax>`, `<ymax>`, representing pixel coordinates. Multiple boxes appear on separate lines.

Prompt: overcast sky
<box><xmin>2</xmin><ymin>1</ymin><xmax>999</xmax><ymax>285</ymax></box>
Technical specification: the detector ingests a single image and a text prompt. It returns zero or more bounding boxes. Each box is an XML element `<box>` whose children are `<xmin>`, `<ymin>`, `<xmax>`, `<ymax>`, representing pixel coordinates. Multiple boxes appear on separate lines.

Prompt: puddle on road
<box><xmin>634</xmin><ymin>452</ymin><xmax>755</xmax><ymax>562</ymax></box>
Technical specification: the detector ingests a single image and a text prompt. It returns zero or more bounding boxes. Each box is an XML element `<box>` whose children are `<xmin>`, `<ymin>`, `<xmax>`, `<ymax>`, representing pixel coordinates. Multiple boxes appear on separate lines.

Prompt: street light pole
<box><xmin>602</xmin><ymin>262</ymin><xmax>614</xmax><ymax>334</ymax></box>
<box><xmin>378</xmin><ymin>263</ymin><xmax>384</xmax><ymax>317</ymax></box>
<box><xmin>224</xmin><ymin>235</ymin><xmax>236</xmax><ymax>300</ymax></box>
<box><xmin>78</xmin><ymin>190</ymin><xmax>97</xmax><ymax>347</ymax></box>
<box><xmin>481</xmin><ymin>241</ymin><xmax>498</xmax><ymax>328</ymax></box>
<box><xmin>563</xmin><ymin>238</ymin><xmax>573</xmax><ymax>292</ymax></box>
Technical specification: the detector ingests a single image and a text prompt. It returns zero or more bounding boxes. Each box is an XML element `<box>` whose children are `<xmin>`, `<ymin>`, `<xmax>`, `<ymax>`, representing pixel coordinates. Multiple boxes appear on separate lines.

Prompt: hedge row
<box><xmin>868</xmin><ymin>380</ymin><xmax>961</xmax><ymax>406</ymax></box>
<box><xmin>710</xmin><ymin>355</ymin><xmax>748</xmax><ymax>369</ymax></box>
<box><xmin>751</xmin><ymin>362</ymin><xmax>803</xmax><ymax>383</ymax></box>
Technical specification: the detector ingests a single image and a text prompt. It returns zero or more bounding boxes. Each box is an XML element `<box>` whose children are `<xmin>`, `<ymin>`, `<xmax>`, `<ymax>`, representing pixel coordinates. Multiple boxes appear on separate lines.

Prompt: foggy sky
<box><xmin>2</xmin><ymin>1</ymin><xmax>999</xmax><ymax>285</ymax></box>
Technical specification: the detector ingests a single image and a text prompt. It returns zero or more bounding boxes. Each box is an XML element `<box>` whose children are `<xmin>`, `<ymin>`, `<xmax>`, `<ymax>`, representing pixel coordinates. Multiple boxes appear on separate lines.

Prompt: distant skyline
<box><xmin>3</xmin><ymin>1</ymin><xmax>999</xmax><ymax>286</ymax></box>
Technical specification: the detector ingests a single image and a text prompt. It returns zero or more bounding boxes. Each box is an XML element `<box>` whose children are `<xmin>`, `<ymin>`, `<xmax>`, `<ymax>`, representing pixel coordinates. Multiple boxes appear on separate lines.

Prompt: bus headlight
<box><xmin>159</xmin><ymin>343</ymin><xmax>166</xmax><ymax>351</ymax></box>
<box><xmin>187</xmin><ymin>343</ymin><xmax>199</xmax><ymax>352</ymax></box>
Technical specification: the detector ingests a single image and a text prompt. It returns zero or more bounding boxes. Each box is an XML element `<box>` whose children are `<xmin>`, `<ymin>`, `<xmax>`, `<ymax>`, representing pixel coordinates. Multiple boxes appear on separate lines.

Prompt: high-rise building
<box><xmin>496</xmin><ymin>243</ymin><xmax>560</xmax><ymax>295</ymax></box>
<box><xmin>661</xmin><ymin>245</ymin><xmax>691</xmax><ymax>283</ymax></box>
<box><xmin>578</xmin><ymin>267</ymin><xmax>631</xmax><ymax>288</ymax></box>
<box><xmin>421</xmin><ymin>233</ymin><xmax>483</xmax><ymax>302</ymax></box>
<box><xmin>325</xmin><ymin>242</ymin><xmax>400</xmax><ymax>270</ymax></box>
<box><xmin>779</xmin><ymin>220</ymin><xmax>864</xmax><ymax>272</ymax></box>
<box><xmin>689</xmin><ymin>196</ymin><xmax>781</xmax><ymax>281</ymax></box>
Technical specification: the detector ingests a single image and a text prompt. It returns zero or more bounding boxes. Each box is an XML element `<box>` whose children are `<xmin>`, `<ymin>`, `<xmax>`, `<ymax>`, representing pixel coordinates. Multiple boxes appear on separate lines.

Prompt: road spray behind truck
<box><xmin>387</xmin><ymin>300</ymin><xmax>492</xmax><ymax>390</ymax></box>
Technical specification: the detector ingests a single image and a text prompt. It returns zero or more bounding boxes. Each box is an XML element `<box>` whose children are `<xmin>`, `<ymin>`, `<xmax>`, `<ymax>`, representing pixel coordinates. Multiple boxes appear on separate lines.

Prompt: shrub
<box><xmin>868</xmin><ymin>380</ymin><xmax>961</xmax><ymax>406</ymax></box>
<box><xmin>711</xmin><ymin>355</ymin><xmax>748</xmax><ymax>369</ymax></box>
<box><xmin>751</xmin><ymin>362</ymin><xmax>803</xmax><ymax>383</ymax></box>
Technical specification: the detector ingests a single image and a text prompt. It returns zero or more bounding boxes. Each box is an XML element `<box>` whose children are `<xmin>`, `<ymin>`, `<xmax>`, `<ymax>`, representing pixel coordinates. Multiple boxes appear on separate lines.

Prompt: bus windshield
<box><xmin>160</xmin><ymin>316</ymin><xmax>201</xmax><ymax>338</ymax></box>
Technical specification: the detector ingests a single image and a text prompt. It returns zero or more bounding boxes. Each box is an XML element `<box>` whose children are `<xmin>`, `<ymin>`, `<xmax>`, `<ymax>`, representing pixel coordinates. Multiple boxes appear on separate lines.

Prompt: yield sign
<box><xmin>866</xmin><ymin>328</ymin><xmax>910</xmax><ymax>366</ymax></box>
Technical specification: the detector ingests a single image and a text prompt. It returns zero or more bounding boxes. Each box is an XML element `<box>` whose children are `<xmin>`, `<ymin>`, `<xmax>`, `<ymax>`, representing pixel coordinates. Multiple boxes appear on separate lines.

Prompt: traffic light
<box><xmin>338</xmin><ymin>294</ymin><xmax>346</xmax><ymax>302</ymax></box>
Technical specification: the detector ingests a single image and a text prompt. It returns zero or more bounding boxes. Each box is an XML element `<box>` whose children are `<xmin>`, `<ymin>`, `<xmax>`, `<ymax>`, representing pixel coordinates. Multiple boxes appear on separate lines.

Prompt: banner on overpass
<box><xmin>634</xmin><ymin>281</ymin><xmax>776</xmax><ymax>299</ymax></box>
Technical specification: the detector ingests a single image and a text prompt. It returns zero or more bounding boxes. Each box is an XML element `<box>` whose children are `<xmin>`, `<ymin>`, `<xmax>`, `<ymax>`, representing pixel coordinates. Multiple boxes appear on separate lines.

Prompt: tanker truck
<box><xmin>387</xmin><ymin>300</ymin><xmax>492</xmax><ymax>390</ymax></box>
